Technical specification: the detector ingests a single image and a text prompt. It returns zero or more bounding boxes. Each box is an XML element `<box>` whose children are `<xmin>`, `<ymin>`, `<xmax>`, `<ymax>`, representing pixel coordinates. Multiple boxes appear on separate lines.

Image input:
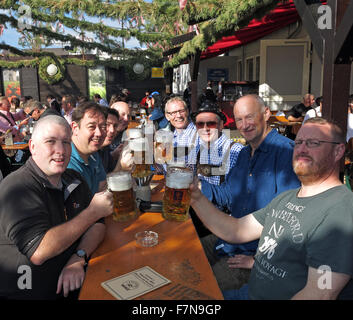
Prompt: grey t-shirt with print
<box><xmin>249</xmin><ymin>185</ymin><xmax>353</xmax><ymax>300</ymax></box>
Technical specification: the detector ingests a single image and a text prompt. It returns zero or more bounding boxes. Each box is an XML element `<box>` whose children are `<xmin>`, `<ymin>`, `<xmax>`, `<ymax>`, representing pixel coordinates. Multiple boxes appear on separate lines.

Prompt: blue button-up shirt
<box><xmin>67</xmin><ymin>143</ymin><xmax>106</xmax><ymax>195</ymax></box>
<box><xmin>201</xmin><ymin>129</ymin><xmax>301</xmax><ymax>256</ymax></box>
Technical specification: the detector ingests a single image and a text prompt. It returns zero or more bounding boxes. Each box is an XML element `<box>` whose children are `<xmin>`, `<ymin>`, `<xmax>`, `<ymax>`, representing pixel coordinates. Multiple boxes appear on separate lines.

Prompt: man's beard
<box><xmin>293</xmin><ymin>155</ymin><xmax>321</xmax><ymax>183</ymax></box>
<box><xmin>293</xmin><ymin>155</ymin><xmax>328</xmax><ymax>183</ymax></box>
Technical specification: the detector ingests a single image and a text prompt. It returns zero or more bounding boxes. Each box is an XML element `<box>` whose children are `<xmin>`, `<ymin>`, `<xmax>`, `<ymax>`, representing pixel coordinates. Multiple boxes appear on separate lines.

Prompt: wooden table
<box><xmin>1</xmin><ymin>142</ymin><xmax>29</xmax><ymax>150</ymax></box>
<box><xmin>128</xmin><ymin>120</ymin><xmax>141</xmax><ymax>129</ymax></box>
<box><xmin>79</xmin><ymin>178</ymin><xmax>223</xmax><ymax>300</ymax></box>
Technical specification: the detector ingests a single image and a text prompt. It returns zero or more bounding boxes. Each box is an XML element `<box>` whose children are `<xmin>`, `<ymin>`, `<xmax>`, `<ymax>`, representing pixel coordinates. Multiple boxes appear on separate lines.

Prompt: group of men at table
<box><xmin>1</xmin><ymin>92</ymin><xmax>353</xmax><ymax>300</ymax></box>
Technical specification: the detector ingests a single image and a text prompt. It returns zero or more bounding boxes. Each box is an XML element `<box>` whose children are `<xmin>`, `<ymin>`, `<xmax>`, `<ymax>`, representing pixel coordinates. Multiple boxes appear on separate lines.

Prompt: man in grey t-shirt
<box><xmin>190</xmin><ymin>117</ymin><xmax>353</xmax><ymax>300</ymax></box>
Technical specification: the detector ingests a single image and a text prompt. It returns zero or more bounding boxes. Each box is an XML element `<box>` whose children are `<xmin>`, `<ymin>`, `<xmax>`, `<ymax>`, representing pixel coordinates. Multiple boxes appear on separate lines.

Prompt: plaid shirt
<box><xmin>189</xmin><ymin>134</ymin><xmax>243</xmax><ymax>185</ymax></box>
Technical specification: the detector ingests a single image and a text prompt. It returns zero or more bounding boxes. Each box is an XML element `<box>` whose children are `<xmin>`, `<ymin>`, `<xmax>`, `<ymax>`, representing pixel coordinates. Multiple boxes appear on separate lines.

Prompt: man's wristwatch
<box><xmin>76</xmin><ymin>249</ymin><xmax>89</xmax><ymax>266</ymax></box>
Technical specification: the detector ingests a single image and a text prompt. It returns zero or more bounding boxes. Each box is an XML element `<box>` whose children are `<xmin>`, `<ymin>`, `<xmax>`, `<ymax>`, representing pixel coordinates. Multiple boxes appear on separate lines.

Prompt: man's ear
<box><xmin>335</xmin><ymin>143</ymin><xmax>346</xmax><ymax>162</ymax></box>
<box><xmin>28</xmin><ymin>139</ymin><xmax>35</xmax><ymax>156</ymax></box>
<box><xmin>263</xmin><ymin>107</ymin><xmax>271</xmax><ymax>122</ymax></box>
<box><xmin>71</xmin><ymin>121</ymin><xmax>79</xmax><ymax>136</ymax></box>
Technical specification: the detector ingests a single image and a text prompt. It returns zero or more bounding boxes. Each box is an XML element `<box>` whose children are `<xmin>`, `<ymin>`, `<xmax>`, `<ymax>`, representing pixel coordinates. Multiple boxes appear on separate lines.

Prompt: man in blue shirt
<box><xmin>200</xmin><ymin>94</ymin><xmax>300</xmax><ymax>292</ymax></box>
<box><xmin>68</xmin><ymin>102</ymin><xmax>108</xmax><ymax>194</ymax></box>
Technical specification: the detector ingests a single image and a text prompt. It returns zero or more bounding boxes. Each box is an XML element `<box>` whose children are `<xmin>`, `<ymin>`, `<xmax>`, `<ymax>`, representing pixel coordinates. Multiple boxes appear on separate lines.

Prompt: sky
<box><xmin>0</xmin><ymin>8</ymin><xmax>143</xmax><ymax>50</ymax></box>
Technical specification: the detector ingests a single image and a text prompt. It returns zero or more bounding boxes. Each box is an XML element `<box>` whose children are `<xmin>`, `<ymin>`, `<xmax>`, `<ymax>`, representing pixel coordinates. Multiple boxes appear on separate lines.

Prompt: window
<box><xmin>246</xmin><ymin>58</ymin><xmax>254</xmax><ymax>81</ymax></box>
<box><xmin>88</xmin><ymin>66</ymin><xmax>106</xmax><ymax>100</ymax></box>
<box><xmin>255</xmin><ymin>56</ymin><xmax>260</xmax><ymax>81</ymax></box>
<box><xmin>237</xmin><ymin>60</ymin><xmax>243</xmax><ymax>81</ymax></box>
<box><xmin>2</xmin><ymin>69</ymin><xmax>21</xmax><ymax>99</ymax></box>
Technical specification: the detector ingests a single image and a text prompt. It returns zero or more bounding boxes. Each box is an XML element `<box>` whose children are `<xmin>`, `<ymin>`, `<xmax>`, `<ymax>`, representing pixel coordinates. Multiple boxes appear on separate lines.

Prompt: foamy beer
<box><xmin>154</xmin><ymin>130</ymin><xmax>173</xmax><ymax>164</ymax></box>
<box><xmin>129</xmin><ymin>137</ymin><xmax>152</xmax><ymax>178</ymax></box>
<box><xmin>106</xmin><ymin>172</ymin><xmax>138</xmax><ymax>222</ymax></box>
<box><xmin>127</xmin><ymin>128</ymin><xmax>143</xmax><ymax>140</ymax></box>
<box><xmin>162</xmin><ymin>166</ymin><xmax>193</xmax><ymax>221</ymax></box>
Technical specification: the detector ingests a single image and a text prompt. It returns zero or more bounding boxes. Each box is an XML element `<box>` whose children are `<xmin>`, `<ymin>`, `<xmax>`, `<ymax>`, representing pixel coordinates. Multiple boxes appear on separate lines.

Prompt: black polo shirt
<box><xmin>0</xmin><ymin>157</ymin><xmax>98</xmax><ymax>299</ymax></box>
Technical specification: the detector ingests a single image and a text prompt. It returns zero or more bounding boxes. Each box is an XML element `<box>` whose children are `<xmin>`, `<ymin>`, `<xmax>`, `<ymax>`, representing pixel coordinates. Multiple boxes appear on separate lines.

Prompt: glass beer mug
<box><xmin>106</xmin><ymin>171</ymin><xmax>139</xmax><ymax>222</ymax></box>
<box><xmin>162</xmin><ymin>166</ymin><xmax>193</xmax><ymax>222</ymax></box>
<box><xmin>129</xmin><ymin>137</ymin><xmax>152</xmax><ymax>178</ymax></box>
<box><xmin>154</xmin><ymin>130</ymin><xmax>174</xmax><ymax>164</ymax></box>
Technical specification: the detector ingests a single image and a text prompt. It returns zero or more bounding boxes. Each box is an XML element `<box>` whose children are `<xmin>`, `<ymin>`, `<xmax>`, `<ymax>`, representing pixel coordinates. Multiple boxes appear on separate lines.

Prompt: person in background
<box><xmin>140</xmin><ymin>90</ymin><xmax>151</xmax><ymax>108</ymax></box>
<box><xmin>10</xmin><ymin>97</ymin><xmax>20</xmax><ymax>112</ymax></box>
<box><xmin>0</xmin><ymin>96</ymin><xmax>28</xmax><ymax>142</ymax></box>
<box><xmin>121</xmin><ymin>88</ymin><xmax>131</xmax><ymax>103</ymax></box>
<box><xmin>285</xmin><ymin>94</ymin><xmax>315</xmax><ymax>140</ymax></box>
<box><xmin>303</xmin><ymin>96</ymin><xmax>322</xmax><ymax>123</ymax></box>
<box><xmin>93</xmin><ymin>94</ymin><xmax>108</xmax><ymax>107</ymax></box>
<box><xmin>183</xmin><ymin>82</ymin><xmax>192</xmax><ymax>110</ymax></box>
<box><xmin>46</xmin><ymin>94</ymin><xmax>62</xmax><ymax>115</ymax></box>
<box><xmin>287</xmin><ymin>94</ymin><xmax>316</xmax><ymax>122</ymax></box>
<box><xmin>20</xmin><ymin>96</ymin><xmax>33</xmax><ymax>109</ymax></box>
<box><xmin>61</xmin><ymin>95</ymin><xmax>76</xmax><ymax>125</ymax></box>
<box><xmin>76</xmin><ymin>95</ymin><xmax>88</xmax><ymax>106</ymax></box>
<box><xmin>0</xmin><ymin>115</ymin><xmax>113</xmax><ymax>299</ymax></box>
<box><xmin>149</xmin><ymin>93</ymin><xmax>169</xmax><ymax>130</ymax></box>
<box><xmin>0</xmin><ymin>133</ymin><xmax>11</xmax><ymax>179</ymax></box>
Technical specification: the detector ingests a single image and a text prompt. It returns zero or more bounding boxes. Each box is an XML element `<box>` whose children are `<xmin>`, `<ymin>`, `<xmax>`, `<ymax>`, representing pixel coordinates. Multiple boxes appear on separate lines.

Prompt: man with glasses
<box><xmin>164</xmin><ymin>96</ymin><xmax>198</xmax><ymax>166</ymax></box>
<box><xmin>190</xmin><ymin>117</ymin><xmax>353</xmax><ymax>300</ymax></box>
<box><xmin>199</xmin><ymin>94</ymin><xmax>300</xmax><ymax>292</ymax></box>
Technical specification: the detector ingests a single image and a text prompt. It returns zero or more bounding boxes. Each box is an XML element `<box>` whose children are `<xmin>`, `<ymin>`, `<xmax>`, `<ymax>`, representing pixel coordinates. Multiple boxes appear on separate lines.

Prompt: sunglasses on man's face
<box><xmin>195</xmin><ymin>121</ymin><xmax>218</xmax><ymax>129</ymax></box>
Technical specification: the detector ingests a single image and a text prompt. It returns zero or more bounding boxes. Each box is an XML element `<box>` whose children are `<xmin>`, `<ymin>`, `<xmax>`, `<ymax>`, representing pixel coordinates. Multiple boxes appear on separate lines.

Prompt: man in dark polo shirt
<box><xmin>0</xmin><ymin>115</ymin><xmax>113</xmax><ymax>299</ymax></box>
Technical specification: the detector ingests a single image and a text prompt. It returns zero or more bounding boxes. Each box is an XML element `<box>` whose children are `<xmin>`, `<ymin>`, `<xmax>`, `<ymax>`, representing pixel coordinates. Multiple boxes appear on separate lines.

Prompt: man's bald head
<box><xmin>110</xmin><ymin>101</ymin><xmax>130</xmax><ymax>132</ymax></box>
<box><xmin>32</xmin><ymin>115</ymin><xmax>71</xmax><ymax>142</ymax></box>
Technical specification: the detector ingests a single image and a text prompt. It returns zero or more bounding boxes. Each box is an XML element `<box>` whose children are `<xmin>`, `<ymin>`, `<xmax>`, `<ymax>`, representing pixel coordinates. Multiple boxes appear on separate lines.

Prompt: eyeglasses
<box><xmin>195</xmin><ymin>121</ymin><xmax>218</xmax><ymax>129</ymax></box>
<box><xmin>166</xmin><ymin>109</ymin><xmax>187</xmax><ymax>117</ymax></box>
<box><xmin>27</xmin><ymin>110</ymin><xmax>35</xmax><ymax>117</ymax></box>
<box><xmin>294</xmin><ymin>139</ymin><xmax>341</xmax><ymax>148</ymax></box>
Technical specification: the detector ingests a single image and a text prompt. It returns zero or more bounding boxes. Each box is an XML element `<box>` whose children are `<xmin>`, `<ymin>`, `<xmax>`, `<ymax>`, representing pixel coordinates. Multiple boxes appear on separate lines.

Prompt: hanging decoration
<box><xmin>38</xmin><ymin>57</ymin><xmax>65</xmax><ymax>84</ymax></box>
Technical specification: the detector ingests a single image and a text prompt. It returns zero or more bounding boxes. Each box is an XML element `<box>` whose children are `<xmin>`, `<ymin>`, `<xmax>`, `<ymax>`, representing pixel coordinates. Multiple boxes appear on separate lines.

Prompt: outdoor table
<box><xmin>1</xmin><ymin>142</ymin><xmax>29</xmax><ymax>150</ymax></box>
<box><xmin>128</xmin><ymin>120</ymin><xmax>141</xmax><ymax>129</ymax></box>
<box><xmin>79</xmin><ymin>176</ymin><xmax>223</xmax><ymax>300</ymax></box>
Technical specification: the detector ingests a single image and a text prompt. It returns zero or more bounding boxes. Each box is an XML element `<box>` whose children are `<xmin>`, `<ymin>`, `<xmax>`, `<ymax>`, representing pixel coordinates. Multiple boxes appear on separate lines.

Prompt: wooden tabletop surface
<box><xmin>1</xmin><ymin>142</ymin><xmax>29</xmax><ymax>150</ymax></box>
<box><xmin>79</xmin><ymin>176</ymin><xmax>223</xmax><ymax>300</ymax></box>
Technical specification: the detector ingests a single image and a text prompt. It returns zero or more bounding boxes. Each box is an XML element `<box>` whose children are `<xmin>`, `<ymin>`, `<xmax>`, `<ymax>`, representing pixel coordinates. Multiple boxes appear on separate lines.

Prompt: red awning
<box><xmin>200</xmin><ymin>1</ymin><xmax>300</xmax><ymax>60</ymax></box>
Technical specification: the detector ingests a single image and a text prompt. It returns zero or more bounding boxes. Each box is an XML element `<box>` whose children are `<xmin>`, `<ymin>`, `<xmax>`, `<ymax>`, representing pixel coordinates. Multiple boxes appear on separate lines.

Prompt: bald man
<box><xmin>200</xmin><ymin>94</ymin><xmax>300</xmax><ymax>292</ymax></box>
<box><xmin>110</xmin><ymin>101</ymin><xmax>131</xmax><ymax>147</ymax></box>
<box><xmin>0</xmin><ymin>115</ymin><xmax>113</xmax><ymax>299</ymax></box>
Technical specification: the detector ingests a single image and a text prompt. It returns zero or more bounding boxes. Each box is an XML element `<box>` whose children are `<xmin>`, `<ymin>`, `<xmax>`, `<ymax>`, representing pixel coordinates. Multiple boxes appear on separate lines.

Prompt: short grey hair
<box><xmin>165</xmin><ymin>96</ymin><xmax>187</xmax><ymax>113</ymax></box>
<box><xmin>32</xmin><ymin>115</ymin><xmax>71</xmax><ymax>141</ymax></box>
<box><xmin>235</xmin><ymin>94</ymin><xmax>267</xmax><ymax>112</ymax></box>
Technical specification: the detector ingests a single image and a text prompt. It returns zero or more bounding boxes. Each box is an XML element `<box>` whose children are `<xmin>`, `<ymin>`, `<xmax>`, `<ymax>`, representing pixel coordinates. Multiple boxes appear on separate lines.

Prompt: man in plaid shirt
<box><xmin>155</xmin><ymin>96</ymin><xmax>198</xmax><ymax>173</ymax></box>
<box><xmin>189</xmin><ymin>101</ymin><xmax>243</xmax><ymax>186</ymax></box>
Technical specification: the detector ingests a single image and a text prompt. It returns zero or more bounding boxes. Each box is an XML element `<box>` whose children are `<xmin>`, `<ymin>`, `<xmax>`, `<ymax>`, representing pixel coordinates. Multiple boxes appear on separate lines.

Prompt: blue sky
<box><xmin>0</xmin><ymin>8</ymin><xmax>144</xmax><ymax>50</ymax></box>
